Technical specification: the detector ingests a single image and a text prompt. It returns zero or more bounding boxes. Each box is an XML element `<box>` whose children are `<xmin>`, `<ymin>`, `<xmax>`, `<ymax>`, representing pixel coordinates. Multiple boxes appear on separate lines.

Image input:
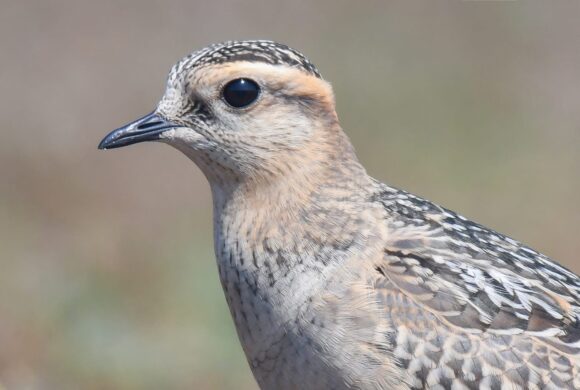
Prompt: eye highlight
<box><xmin>222</xmin><ymin>78</ymin><xmax>260</xmax><ymax>108</ymax></box>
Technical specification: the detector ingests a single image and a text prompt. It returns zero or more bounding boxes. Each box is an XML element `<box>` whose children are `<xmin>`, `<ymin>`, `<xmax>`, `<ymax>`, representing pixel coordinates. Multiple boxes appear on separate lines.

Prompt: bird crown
<box><xmin>169</xmin><ymin>40</ymin><xmax>322</xmax><ymax>83</ymax></box>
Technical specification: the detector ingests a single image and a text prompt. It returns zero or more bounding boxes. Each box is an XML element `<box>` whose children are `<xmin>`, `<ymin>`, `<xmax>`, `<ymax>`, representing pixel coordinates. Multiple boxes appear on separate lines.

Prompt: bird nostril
<box><xmin>137</xmin><ymin>121</ymin><xmax>164</xmax><ymax>130</ymax></box>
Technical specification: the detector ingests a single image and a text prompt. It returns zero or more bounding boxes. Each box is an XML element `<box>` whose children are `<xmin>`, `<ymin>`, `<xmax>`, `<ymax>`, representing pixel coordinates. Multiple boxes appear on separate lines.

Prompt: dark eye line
<box><xmin>270</xmin><ymin>89</ymin><xmax>319</xmax><ymax>110</ymax></box>
<box><xmin>190</xmin><ymin>100</ymin><xmax>213</xmax><ymax>121</ymax></box>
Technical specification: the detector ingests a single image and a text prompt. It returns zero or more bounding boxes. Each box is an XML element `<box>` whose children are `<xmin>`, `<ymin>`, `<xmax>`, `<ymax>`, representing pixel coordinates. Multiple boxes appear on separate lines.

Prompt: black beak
<box><xmin>98</xmin><ymin>112</ymin><xmax>181</xmax><ymax>150</ymax></box>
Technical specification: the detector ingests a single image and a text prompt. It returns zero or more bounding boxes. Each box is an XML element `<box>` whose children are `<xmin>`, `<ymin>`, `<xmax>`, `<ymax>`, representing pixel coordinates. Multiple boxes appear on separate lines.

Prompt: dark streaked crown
<box><xmin>170</xmin><ymin>40</ymin><xmax>322</xmax><ymax>80</ymax></box>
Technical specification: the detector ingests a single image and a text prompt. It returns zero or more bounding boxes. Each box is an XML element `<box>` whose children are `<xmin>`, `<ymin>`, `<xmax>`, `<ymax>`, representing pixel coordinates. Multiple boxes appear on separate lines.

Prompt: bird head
<box><xmin>99</xmin><ymin>40</ymin><xmax>354</xmax><ymax>186</ymax></box>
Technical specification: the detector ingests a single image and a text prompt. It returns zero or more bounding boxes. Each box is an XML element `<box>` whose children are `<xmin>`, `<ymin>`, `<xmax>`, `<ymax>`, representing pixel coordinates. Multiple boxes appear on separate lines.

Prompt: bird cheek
<box><xmin>159</xmin><ymin>127</ymin><xmax>204</xmax><ymax>147</ymax></box>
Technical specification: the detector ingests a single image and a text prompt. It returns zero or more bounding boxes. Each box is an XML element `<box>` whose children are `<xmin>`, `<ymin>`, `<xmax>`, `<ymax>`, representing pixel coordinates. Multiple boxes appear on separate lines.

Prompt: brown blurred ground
<box><xmin>0</xmin><ymin>1</ymin><xmax>579</xmax><ymax>389</ymax></box>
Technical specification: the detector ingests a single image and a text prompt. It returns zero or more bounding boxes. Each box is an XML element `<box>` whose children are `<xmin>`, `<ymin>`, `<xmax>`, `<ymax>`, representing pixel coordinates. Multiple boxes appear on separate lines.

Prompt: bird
<box><xmin>99</xmin><ymin>40</ymin><xmax>580</xmax><ymax>389</ymax></box>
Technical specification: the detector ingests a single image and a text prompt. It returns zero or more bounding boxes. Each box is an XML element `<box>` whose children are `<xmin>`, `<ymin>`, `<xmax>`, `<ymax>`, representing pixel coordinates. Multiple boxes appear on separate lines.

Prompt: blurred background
<box><xmin>1</xmin><ymin>1</ymin><xmax>579</xmax><ymax>389</ymax></box>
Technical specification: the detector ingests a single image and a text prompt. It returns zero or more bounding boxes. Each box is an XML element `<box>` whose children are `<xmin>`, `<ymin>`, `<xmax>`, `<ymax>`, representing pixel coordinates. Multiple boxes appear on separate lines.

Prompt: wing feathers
<box><xmin>373</xmin><ymin>185</ymin><xmax>580</xmax><ymax>354</ymax></box>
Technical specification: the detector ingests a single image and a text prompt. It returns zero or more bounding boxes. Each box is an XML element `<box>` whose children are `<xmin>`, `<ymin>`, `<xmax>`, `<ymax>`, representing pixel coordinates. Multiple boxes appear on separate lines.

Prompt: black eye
<box><xmin>222</xmin><ymin>78</ymin><xmax>260</xmax><ymax>108</ymax></box>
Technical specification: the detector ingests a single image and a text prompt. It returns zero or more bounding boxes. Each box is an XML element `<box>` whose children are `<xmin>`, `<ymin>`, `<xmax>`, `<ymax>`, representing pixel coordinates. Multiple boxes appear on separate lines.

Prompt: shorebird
<box><xmin>99</xmin><ymin>40</ymin><xmax>580</xmax><ymax>389</ymax></box>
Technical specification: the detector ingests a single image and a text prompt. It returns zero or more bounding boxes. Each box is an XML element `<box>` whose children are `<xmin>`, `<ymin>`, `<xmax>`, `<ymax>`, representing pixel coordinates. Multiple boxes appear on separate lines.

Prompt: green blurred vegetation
<box><xmin>0</xmin><ymin>1</ymin><xmax>579</xmax><ymax>389</ymax></box>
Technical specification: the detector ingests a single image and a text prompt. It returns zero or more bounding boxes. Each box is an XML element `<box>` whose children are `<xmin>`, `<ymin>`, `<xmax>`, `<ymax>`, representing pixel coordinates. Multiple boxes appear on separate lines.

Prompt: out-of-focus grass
<box><xmin>0</xmin><ymin>216</ymin><xmax>255</xmax><ymax>389</ymax></box>
<box><xmin>0</xmin><ymin>1</ymin><xmax>579</xmax><ymax>389</ymax></box>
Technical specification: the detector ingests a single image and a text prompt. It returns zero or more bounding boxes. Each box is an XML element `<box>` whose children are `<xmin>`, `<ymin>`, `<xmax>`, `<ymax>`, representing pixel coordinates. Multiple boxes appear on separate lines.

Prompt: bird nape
<box><xmin>99</xmin><ymin>40</ymin><xmax>580</xmax><ymax>390</ymax></box>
